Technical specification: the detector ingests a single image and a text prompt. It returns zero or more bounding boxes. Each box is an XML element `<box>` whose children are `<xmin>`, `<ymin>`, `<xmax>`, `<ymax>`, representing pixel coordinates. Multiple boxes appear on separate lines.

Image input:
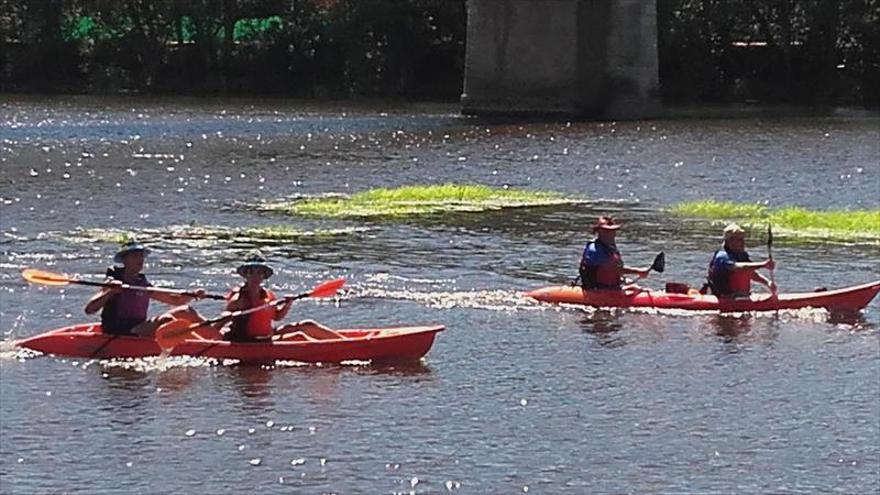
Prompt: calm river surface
<box><xmin>1</xmin><ymin>96</ymin><xmax>878</xmax><ymax>494</ymax></box>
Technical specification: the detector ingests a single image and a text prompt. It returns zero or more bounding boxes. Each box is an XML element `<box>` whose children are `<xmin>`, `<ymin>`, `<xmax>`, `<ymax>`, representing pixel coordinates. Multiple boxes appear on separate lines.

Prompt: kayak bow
<box><xmin>526</xmin><ymin>280</ymin><xmax>880</xmax><ymax>313</ymax></box>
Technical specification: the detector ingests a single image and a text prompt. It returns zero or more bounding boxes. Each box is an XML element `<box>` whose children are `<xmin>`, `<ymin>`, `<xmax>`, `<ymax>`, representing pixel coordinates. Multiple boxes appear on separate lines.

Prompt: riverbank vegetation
<box><xmin>259</xmin><ymin>184</ymin><xmax>575</xmax><ymax>218</ymax></box>
<box><xmin>670</xmin><ymin>200</ymin><xmax>880</xmax><ymax>241</ymax></box>
<box><xmin>1</xmin><ymin>1</ymin><xmax>877</xmax><ymax>106</ymax></box>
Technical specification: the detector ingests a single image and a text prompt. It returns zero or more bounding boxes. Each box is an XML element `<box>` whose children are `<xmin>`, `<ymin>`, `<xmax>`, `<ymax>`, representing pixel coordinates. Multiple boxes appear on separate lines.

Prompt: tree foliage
<box><xmin>1</xmin><ymin>0</ymin><xmax>876</xmax><ymax>105</ymax></box>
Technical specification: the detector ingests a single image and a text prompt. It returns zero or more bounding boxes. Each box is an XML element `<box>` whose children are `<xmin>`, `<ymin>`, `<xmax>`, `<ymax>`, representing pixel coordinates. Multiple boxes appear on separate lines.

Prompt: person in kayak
<box><xmin>84</xmin><ymin>241</ymin><xmax>207</xmax><ymax>337</ymax></box>
<box><xmin>223</xmin><ymin>252</ymin><xmax>343</xmax><ymax>342</ymax></box>
<box><xmin>706</xmin><ymin>223</ymin><xmax>777</xmax><ymax>298</ymax></box>
<box><xmin>579</xmin><ymin>216</ymin><xmax>651</xmax><ymax>290</ymax></box>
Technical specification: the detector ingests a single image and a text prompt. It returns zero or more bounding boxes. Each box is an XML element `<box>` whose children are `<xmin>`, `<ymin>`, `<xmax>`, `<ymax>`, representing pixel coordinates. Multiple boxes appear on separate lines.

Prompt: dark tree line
<box><xmin>658</xmin><ymin>0</ymin><xmax>880</xmax><ymax>105</ymax></box>
<box><xmin>1</xmin><ymin>0</ymin><xmax>878</xmax><ymax>106</ymax></box>
<box><xmin>0</xmin><ymin>0</ymin><xmax>465</xmax><ymax>97</ymax></box>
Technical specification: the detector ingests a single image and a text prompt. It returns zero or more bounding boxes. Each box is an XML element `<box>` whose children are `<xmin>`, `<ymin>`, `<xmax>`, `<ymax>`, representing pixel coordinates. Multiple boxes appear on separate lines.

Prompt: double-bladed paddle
<box><xmin>22</xmin><ymin>268</ymin><xmax>226</xmax><ymax>300</ymax></box>
<box><xmin>154</xmin><ymin>277</ymin><xmax>346</xmax><ymax>350</ymax></box>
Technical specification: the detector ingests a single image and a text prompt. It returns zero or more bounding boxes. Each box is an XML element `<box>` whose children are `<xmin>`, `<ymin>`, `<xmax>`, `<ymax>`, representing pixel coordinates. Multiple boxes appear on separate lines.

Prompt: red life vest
<box><xmin>595</xmin><ymin>251</ymin><xmax>623</xmax><ymax>287</ymax></box>
<box><xmin>708</xmin><ymin>249</ymin><xmax>753</xmax><ymax>296</ymax></box>
<box><xmin>728</xmin><ymin>269</ymin><xmax>752</xmax><ymax>295</ymax></box>
<box><xmin>579</xmin><ymin>240</ymin><xmax>623</xmax><ymax>289</ymax></box>
<box><xmin>227</xmin><ymin>286</ymin><xmax>277</xmax><ymax>340</ymax></box>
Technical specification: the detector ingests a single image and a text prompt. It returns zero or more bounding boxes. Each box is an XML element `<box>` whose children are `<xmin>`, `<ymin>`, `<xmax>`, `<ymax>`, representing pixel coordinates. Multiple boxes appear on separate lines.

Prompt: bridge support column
<box><xmin>461</xmin><ymin>0</ymin><xmax>660</xmax><ymax>120</ymax></box>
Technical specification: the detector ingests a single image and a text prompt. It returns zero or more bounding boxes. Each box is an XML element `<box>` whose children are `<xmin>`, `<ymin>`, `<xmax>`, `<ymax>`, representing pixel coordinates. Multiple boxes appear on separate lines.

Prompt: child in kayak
<box><xmin>579</xmin><ymin>216</ymin><xmax>651</xmax><ymax>290</ymax></box>
<box><xmin>84</xmin><ymin>241</ymin><xmax>207</xmax><ymax>337</ymax></box>
<box><xmin>223</xmin><ymin>252</ymin><xmax>343</xmax><ymax>342</ymax></box>
<box><xmin>706</xmin><ymin>223</ymin><xmax>777</xmax><ymax>297</ymax></box>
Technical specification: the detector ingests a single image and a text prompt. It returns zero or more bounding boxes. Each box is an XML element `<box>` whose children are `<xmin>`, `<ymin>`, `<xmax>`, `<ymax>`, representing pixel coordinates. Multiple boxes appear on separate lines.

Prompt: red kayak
<box><xmin>16</xmin><ymin>323</ymin><xmax>444</xmax><ymax>364</ymax></box>
<box><xmin>526</xmin><ymin>280</ymin><xmax>880</xmax><ymax>313</ymax></box>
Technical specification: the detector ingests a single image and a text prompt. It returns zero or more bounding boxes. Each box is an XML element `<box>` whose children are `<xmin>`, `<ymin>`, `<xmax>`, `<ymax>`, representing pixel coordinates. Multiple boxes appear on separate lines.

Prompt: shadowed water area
<box><xmin>1</xmin><ymin>96</ymin><xmax>879</xmax><ymax>493</ymax></box>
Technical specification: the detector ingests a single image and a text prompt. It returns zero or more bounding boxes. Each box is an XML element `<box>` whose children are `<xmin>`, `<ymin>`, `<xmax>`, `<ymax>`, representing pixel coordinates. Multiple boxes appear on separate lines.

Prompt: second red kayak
<box><xmin>526</xmin><ymin>280</ymin><xmax>880</xmax><ymax>313</ymax></box>
<box><xmin>16</xmin><ymin>323</ymin><xmax>444</xmax><ymax>364</ymax></box>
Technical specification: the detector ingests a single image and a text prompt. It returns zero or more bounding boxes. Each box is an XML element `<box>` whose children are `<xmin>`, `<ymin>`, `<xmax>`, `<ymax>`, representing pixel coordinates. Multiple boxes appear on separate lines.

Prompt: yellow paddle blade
<box><xmin>22</xmin><ymin>268</ymin><xmax>72</xmax><ymax>286</ymax></box>
<box><xmin>155</xmin><ymin>320</ymin><xmax>200</xmax><ymax>350</ymax></box>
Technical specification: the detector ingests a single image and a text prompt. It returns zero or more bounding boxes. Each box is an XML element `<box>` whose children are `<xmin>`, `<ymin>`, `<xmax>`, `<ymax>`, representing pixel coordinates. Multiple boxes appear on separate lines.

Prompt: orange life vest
<box><xmin>228</xmin><ymin>286</ymin><xmax>277</xmax><ymax>340</ymax></box>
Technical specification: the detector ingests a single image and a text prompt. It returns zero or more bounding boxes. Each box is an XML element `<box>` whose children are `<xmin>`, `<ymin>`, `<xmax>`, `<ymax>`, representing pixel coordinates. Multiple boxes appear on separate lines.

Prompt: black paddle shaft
<box><xmin>71</xmin><ymin>279</ymin><xmax>226</xmax><ymax>300</ymax></box>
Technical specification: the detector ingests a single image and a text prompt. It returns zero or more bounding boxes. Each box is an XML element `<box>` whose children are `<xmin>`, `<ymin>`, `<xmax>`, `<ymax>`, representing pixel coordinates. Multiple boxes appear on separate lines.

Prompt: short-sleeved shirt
<box><xmin>708</xmin><ymin>248</ymin><xmax>752</xmax><ymax>296</ymax></box>
<box><xmin>583</xmin><ymin>241</ymin><xmax>613</xmax><ymax>267</ymax></box>
<box><xmin>579</xmin><ymin>240</ymin><xmax>622</xmax><ymax>289</ymax></box>
<box><xmin>710</xmin><ymin>249</ymin><xmax>750</xmax><ymax>273</ymax></box>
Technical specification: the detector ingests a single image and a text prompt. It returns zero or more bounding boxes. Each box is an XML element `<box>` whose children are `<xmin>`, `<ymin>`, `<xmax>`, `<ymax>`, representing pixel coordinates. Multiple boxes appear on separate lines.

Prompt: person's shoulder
<box><xmin>712</xmin><ymin>249</ymin><xmax>730</xmax><ymax>262</ymax></box>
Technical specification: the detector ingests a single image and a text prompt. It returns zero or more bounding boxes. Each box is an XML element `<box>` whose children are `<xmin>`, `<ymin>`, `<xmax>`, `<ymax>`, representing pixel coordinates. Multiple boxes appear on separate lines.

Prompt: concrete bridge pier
<box><xmin>461</xmin><ymin>0</ymin><xmax>660</xmax><ymax>120</ymax></box>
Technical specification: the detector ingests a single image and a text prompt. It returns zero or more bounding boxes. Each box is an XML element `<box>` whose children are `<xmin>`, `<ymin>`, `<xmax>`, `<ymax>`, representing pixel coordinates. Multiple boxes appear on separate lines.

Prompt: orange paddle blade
<box><xmin>155</xmin><ymin>320</ymin><xmax>201</xmax><ymax>350</ymax></box>
<box><xmin>22</xmin><ymin>268</ymin><xmax>72</xmax><ymax>286</ymax></box>
<box><xmin>309</xmin><ymin>278</ymin><xmax>346</xmax><ymax>298</ymax></box>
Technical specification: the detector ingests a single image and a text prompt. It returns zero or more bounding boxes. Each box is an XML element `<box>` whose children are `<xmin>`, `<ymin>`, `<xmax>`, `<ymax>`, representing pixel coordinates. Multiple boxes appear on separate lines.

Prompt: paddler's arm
<box><xmin>751</xmin><ymin>269</ymin><xmax>778</xmax><ymax>294</ymax></box>
<box><xmin>621</xmin><ymin>266</ymin><xmax>650</xmax><ymax>279</ymax></box>
<box><xmin>224</xmin><ymin>292</ymin><xmax>244</xmax><ymax>312</ymax></box>
<box><xmin>84</xmin><ymin>281</ymin><xmax>122</xmax><ymax>314</ymax></box>
<box><xmin>149</xmin><ymin>288</ymin><xmax>206</xmax><ymax>306</ymax></box>
<box><xmin>274</xmin><ymin>298</ymin><xmax>293</xmax><ymax>321</ymax></box>
<box><xmin>731</xmin><ymin>259</ymin><xmax>775</xmax><ymax>271</ymax></box>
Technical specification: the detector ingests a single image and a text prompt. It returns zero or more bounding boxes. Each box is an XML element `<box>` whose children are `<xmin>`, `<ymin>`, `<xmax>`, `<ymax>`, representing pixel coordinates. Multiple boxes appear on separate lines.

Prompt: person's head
<box><xmin>592</xmin><ymin>215</ymin><xmax>621</xmax><ymax>242</ymax></box>
<box><xmin>114</xmin><ymin>240</ymin><xmax>150</xmax><ymax>273</ymax></box>
<box><xmin>722</xmin><ymin>223</ymin><xmax>747</xmax><ymax>252</ymax></box>
<box><xmin>236</xmin><ymin>251</ymin><xmax>274</xmax><ymax>285</ymax></box>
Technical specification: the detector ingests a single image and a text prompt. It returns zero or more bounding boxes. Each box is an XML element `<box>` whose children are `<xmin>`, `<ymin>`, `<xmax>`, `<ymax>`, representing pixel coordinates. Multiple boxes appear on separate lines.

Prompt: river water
<box><xmin>1</xmin><ymin>96</ymin><xmax>878</xmax><ymax>494</ymax></box>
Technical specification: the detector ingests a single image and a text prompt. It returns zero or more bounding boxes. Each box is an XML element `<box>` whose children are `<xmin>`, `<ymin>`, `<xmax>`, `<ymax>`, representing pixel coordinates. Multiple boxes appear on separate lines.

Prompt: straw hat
<box><xmin>722</xmin><ymin>223</ymin><xmax>746</xmax><ymax>241</ymax></box>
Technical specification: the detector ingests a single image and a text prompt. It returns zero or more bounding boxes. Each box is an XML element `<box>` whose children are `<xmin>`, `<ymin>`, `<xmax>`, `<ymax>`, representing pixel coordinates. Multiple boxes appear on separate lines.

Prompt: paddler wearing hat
<box><xmin>223</xmin><ymin>251</ymin><xmax>342</xmax><ymax>342</ymax></box>
<box><xmin>84</xmin><ymin>240</ymin><xmax>207</xmax><ymax>336</ymax></box>
<box><xmin>706</xmin><ymin>223</ymin><xmax>777</xmax><ymax>298</ymax></box>
<box><xmin>578</xmin><ymin>216</ymin><xmax>651</xmax><ymax>290</ymax></box>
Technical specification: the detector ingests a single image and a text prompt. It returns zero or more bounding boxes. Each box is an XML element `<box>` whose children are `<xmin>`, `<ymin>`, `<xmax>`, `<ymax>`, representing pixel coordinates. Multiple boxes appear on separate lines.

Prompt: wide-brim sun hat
<box><xmin>592</xmin><ymin>215</ymin><xmax>622</xmax><ymax>232</ymax></box>
<box><xmin>114</xmin><ymin>241</ymin><xmax>151</xmax><ymax>263</ymax></box>
<box><xmin>236</xmin><ymin>252</ymin><xmax>274</xmax><ymax>278</ymax></box>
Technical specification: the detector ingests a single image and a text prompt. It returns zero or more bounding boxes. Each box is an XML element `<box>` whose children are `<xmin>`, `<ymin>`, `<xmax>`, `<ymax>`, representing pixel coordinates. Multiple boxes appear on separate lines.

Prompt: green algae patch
<box><xmin>670</xmin><ymin>200</ymin><xmax>768</xmax><ymax>220</ymax></box>
<box><xmin>65</xmin><ymin>225</ymin><xmax>367</xmax><ymax>248</ymax></box>
<box><xmin>260</xmin><ymin>184</ymin><xmax>577</xmax><ymax>218</ymax></box>
<box><xmin>670</xmin><ymin>200</ymin><xmax>880</xmax><ymax>242</ymax></box>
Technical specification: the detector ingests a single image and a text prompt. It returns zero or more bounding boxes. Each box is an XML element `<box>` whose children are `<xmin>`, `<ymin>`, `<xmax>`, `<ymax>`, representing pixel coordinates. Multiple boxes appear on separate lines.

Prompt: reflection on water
<box><xmin>712</xmin><ymin>314</ymin><xmax>754</xmax><ymax>341</ymax></box>
<box><xmin>224</xmin><ymin>366</ymin><xmax>275</xmax><ymax>410</ymax></box>
<box><xmin>579</xmin><ymin>310</ymin><xmax>623</xmax><ymax>335</ymax></box>
<box><xmin>355</xmin><ymin>361</ymin><xmax>433</xmax><ymax>377</ymax></box>
<box><xmin>92</xmin><ymin>366</ymin><xmax>155</xmax><ymax>433</ymax></box>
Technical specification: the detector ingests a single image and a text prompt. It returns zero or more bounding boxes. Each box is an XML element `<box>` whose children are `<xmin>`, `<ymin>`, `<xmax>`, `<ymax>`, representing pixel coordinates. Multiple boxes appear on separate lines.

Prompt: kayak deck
<box><xmin>16</xmin><ymin>323</ymin><xmax>444</xmax><ymax>363</ymax></box>
<box><xmin>526</xmin><ymin>280</ymin><xmax>880</xmax><ymax>313</ymax></box>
